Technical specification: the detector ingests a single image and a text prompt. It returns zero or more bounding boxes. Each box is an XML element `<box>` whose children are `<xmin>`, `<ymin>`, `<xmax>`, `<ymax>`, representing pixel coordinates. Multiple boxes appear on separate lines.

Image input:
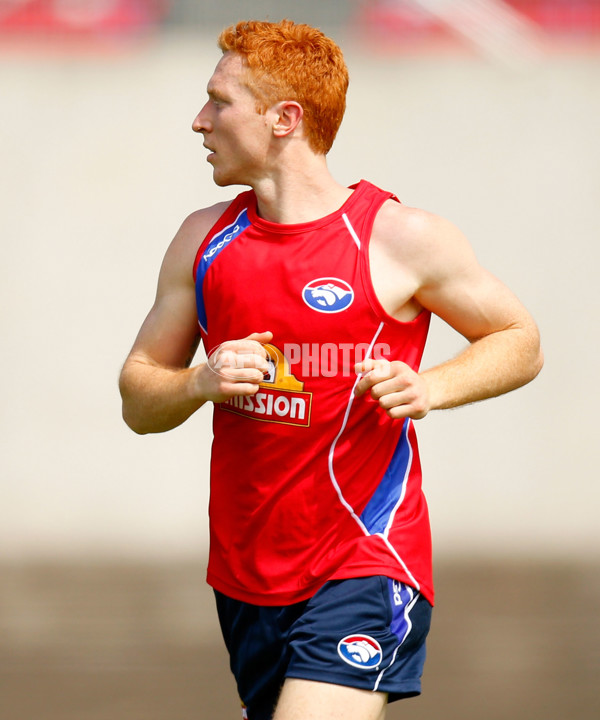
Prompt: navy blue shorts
<box><xmin>215</xmin><ymin>576</ymin><xmax>432</xmax><ymax>720</ymax></box>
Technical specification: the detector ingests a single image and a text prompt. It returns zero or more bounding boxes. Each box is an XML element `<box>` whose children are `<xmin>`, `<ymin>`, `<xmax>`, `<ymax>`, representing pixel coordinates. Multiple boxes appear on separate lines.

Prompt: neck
<box><xmin>250</xmin><ymin>151</ymin><xmax>352</xmax><ymax>224</ymax></box>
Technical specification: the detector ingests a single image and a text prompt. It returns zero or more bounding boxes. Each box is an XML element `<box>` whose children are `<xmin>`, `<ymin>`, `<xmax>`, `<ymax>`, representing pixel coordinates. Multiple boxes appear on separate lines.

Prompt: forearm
<box><xmin>119</xmin><ymin>358</ymin><xmax>207</xmax><ymax>434</ymax></box>
<box><xmin>422</xmin><ymin>323</ymin><xmax>543</xmax><ymax>411</ymax></box>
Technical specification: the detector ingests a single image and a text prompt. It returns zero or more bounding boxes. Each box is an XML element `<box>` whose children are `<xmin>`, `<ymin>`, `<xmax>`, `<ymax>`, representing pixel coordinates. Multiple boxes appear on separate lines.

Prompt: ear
<box><xmin>272</xmin><ymin>101</ymin><xmax>304</xmax><ymax>139</ymax></box>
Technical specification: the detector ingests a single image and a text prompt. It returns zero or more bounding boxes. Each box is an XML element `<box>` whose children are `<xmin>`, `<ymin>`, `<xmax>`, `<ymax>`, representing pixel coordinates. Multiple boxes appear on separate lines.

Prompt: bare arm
<box><xmin>356</xmin><ymin>204</ymin><xmax>543</xmax><ymax>418</ymax></box>
<box><xmin>119</xmin><ymin>205</ymin><xmax>272</xmax><ymax>434</ymax></box>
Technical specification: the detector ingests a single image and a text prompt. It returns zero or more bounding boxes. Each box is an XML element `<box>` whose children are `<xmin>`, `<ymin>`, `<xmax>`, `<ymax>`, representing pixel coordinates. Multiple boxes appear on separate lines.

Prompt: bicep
<box><xmin>125</xmin><ymin>222</ymin><xmax>203</xmax><ymax>370</ymax></box>
<box><xmin>128</xmin><ymin>288</ymin><xmax>201</xmax><ymax>369</ymax></box>
<box><xmin>123</xmin><ymin>203</ymin><xmax>234</xmax><ymax>369</ymax></box>
<box><xmin>414</xmin><ymin>219</ymin><xmax>534</xmax><ymax>341</ymax></box>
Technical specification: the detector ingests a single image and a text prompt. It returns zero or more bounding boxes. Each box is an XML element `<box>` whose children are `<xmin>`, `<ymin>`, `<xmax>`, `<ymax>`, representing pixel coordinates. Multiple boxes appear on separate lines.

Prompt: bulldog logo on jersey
<box><xmin>222</xmin><ymin>343</ymin><xmax>312</xmax><ymax>427</ymax></box>
<box><xmin>337</xmin><ymin>635</ymin><xmax>383</xmax><ymax>670</ymax></box>
<box><xmin>302</xmin><ymin>277</ymin><xmax>354</xmax><ymax>313</ymax></box>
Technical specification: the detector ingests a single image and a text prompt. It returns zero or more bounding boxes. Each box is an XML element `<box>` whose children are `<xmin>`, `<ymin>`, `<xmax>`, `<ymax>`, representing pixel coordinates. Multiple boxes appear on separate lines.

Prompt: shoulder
<box><xmin>159</xmin><ymin>201</ymin><xmax>233</xmax><ymax>280</ymax></box>
<box><xmin>373</xmin><ymin>199</ymin><xmax>466</xmax><ymax>252</ymax></box>
<box><xmin>371</xmin><ymin>199</ymin><xmax>477</xmax><ymax>285</ymax></box>
<box><xmin>173</xmin><ymin>200</ymin><xmax>233</xmax><ymax>252</ymax></box>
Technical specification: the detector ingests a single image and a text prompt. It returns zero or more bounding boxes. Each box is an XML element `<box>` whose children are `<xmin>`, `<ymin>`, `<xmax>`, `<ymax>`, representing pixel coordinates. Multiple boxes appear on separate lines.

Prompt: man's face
<box><xmin>192</xmin><ymin>53</ymin><xmax>273</xmax><ymax>187</ymax></box>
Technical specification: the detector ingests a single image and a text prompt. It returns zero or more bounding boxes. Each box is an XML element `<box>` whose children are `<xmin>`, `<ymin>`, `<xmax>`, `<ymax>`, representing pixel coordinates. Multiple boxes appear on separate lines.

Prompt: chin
<box><xmin>213</xmin><ymin>169</ymin><xmax>248</xmax><ymax>188</ymax></box>
<box><xmin>213</xmin><ymin>174</ymin><xmax>234</xmax><ymax>187</ymax></box>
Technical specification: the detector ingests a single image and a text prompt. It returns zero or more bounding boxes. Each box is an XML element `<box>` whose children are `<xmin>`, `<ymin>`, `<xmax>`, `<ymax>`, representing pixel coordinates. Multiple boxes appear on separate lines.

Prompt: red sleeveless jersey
<box><xmin>193</xmin><ymin>180</ymin><xmax>434</xmax><ymax>605</ymax></box>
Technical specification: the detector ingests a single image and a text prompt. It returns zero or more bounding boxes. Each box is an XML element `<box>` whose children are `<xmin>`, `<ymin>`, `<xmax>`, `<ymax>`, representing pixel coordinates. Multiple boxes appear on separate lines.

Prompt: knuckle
<box><xmin>370</xmin><ymin>386</ymin><xmax>383</xmax><ymax>401</ymax></box>
<box><xmin>377</xmin><ymin>394</ymin><xmax>389</xmax><ymax>408</ymax></box>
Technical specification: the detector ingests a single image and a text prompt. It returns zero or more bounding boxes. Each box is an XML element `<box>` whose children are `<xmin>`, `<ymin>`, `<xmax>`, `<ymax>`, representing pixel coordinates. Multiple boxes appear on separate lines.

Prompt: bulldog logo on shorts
<box><xmin>337</xmin><ymin>634</ymin><xmax>382</xmax><ymax>669</ymax></box>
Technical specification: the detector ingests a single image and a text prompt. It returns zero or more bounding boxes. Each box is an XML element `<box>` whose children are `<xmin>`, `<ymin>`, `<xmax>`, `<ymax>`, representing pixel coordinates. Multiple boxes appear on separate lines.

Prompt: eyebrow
<box><xmin>207</xmin><ymin>86</ymin><xmax>228</xmax><ymax>103</ymax></box>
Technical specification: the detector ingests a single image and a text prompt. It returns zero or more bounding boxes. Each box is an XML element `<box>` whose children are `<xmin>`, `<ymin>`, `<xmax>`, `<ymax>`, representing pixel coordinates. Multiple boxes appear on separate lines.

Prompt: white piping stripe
<box><xmin>376</xmin><ymin>534</ymin><xmax>420</xmax><ymax>591</ymax></box>
<box><xmin>342</xmin><ymin>213</ymin><xmax>361</xmax><ymax>250</ymax></box>
<box><xmin>373</xmin><ymin>586</ymin><xmax>419</xmax><ymax>692</ymax></box>
<box><xmin>327</xmin><ymin>322</ymin><xmax>385</xmax><ymax>535</ymax></box>
<box><xmin>377</xmin><ymin>419</ymin><xmax>420</xmax><ymax>590</ymax></box>
<box><xmin>327</xmin><ymin>322</ymin><xmax>422</xmax><ymax>593</ymax></box>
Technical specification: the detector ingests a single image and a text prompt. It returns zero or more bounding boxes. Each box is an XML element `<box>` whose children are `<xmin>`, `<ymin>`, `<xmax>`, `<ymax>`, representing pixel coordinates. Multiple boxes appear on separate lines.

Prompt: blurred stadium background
<box><xmin>1</xmin><ymin>1</ymin><xmax>599</xmax><ymax>718</ymax></box>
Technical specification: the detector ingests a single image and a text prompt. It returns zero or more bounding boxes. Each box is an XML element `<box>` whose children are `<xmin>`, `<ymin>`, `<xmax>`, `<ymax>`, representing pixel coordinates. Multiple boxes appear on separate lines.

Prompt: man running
<box><xmin>119</xmin><ymin>19</ymin><xmax>543</xmax><ymax>720</ymax></box>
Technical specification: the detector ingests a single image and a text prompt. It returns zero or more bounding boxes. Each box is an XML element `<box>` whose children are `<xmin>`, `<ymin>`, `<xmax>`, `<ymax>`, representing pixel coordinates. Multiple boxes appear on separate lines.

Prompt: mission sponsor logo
<box><xmin>222</xmin><ymin>343</ymin><xmax>312</xmax><ymax>427</ymax></box>
<box><xmin>337</xmin><ymin>634</ymin><xmax>383</xmax><ymax>669</ymax></box>
<box><xmin>302</xmin><ymin>277</ymin><xmax>354</xmax><ymax>313</ymax></box>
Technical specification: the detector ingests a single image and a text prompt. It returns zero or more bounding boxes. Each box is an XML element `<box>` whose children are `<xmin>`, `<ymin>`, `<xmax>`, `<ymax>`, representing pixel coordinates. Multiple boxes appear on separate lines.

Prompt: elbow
<box><xmin>121</xmin><ymin>404</ymin><xmax>150</xmax><ymax>435</ymax></box>
<box><xmin>531</xmin><ymin>345</ymin><xmax>544</xmax><ymax>381</ymax></box>
<box><xmin>501</xmin><ymin>317</ymin><xmax>544</xmax><ymax>390</ymax></box>
<box><xmin>119</xmin><ymin>372</ymin><xmax>150</xmax><ymax>435</ymax></box>
<box><xmin>525</xmin><ymin>323</ymin><xmax>544</xmax><ymax>384</ymax></box>
<box><xmin>120</xmin><ymin>380</ymin><xmax>154</xmax><ymax>435</ymax></box>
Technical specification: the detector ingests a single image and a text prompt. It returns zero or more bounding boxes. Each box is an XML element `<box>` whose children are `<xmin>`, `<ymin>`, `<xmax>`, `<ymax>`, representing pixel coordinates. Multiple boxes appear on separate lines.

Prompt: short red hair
<box><xmin>218</xmin><ymin>19</ymin><xmax>349</xmax><ymax>155</ymax></box>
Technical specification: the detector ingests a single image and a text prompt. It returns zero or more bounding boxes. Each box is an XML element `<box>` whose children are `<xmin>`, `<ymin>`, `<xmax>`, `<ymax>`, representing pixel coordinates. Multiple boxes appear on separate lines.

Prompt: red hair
<box><xmin>218</xmin><ymin>19</ymin><xmax>349</xmax><ymax>155</ymax></box>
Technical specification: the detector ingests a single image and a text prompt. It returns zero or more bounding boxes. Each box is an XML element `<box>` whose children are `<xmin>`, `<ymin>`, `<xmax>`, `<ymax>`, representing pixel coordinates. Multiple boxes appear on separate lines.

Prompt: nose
<box><xmin>192</xmin><ymin>103</ymin><xmax>211</xmax><ymax>134</ymax></box>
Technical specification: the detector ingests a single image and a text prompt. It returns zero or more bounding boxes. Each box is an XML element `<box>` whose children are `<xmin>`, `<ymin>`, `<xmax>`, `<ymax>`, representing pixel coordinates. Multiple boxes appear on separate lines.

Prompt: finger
<box><xmin>210</xmin><ymin>353</ymin><xmax>270</xmax><ymax>380</ymax></box>
<box><xmin>376</xmin><ymin>389</ymin><xmax>413</xmax><ymax>410</ymax></box>
<box><xmin>354</xmin><ymin>372</ymin><xmax>380</xmax><ymax>397</ymax></box>
<box><xmin>380</xmin><ymin>389</ymin><xmax>429</xmax><ymax>420</ymax></box>
<box><xmin>219</xmin><ymin>378</ymin><xmax>265</xmax><ymax>395</ymax></box>
<box><xmin>218</xmin><ymin>349</ymin><xmax>270</xmax><ymax>369</ymax></box>
<box><xmin>354</xmin><ymin>360</ymin><xmax>393</xmax><ymax>396</ymax></box>
<box><xmin>217</xmin><ymin>366</ymin><xmax>266</xmax><ymax>384</ymax></box>
<box><xmin>224</xmin><ymin>331</ymin><xmax>273</xmax><ymax>365</ymax></box>
<box><xmin>384</xmin><ymin>405</ymin><xmax>412</xmax><ymax>420</ymax></box>
<box><xmin>355</xmin><ymin>359</ymin><xmax>378</xmax><ymax>375</ymax></box>
<box><xmin>244</xmin><ymin>330</ymin><xmax>273</xmax><ymax>346</ymax></box>
<box><xmin>385</xmin><ymin>402</ymin><xmax>428</xmax><ymax>421</ymax></box>
<box><xmin>367</xmin><ymin>378</ymin><xmax>410</xmax><ymax>401</ymax></box>
<box><xmin>221</xmin><ymin>340</ymin><xmax>266</xmax><ymax>357</ymax></box>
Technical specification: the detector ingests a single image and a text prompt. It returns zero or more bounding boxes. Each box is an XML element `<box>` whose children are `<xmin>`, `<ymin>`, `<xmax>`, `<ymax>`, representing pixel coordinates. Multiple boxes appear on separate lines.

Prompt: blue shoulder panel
<box><xmin>195</xmin><ymin>208</ymin><xmax>251</xmax><ymax>333</ymax></box>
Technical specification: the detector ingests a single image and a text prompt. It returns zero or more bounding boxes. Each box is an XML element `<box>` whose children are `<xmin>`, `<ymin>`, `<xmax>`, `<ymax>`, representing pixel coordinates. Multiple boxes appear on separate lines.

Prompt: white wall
<box><xmin>1</xmin><ymin>33</ymin><xmax>598</xmax><ymax>560</ymax></box>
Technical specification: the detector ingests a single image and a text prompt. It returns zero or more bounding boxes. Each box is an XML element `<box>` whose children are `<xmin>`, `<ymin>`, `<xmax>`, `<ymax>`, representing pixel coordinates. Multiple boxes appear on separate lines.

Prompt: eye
<box><xmin>208</xmin><ymin>92</ymin><xmax>227</xmax><ymax>109</ymax></box>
